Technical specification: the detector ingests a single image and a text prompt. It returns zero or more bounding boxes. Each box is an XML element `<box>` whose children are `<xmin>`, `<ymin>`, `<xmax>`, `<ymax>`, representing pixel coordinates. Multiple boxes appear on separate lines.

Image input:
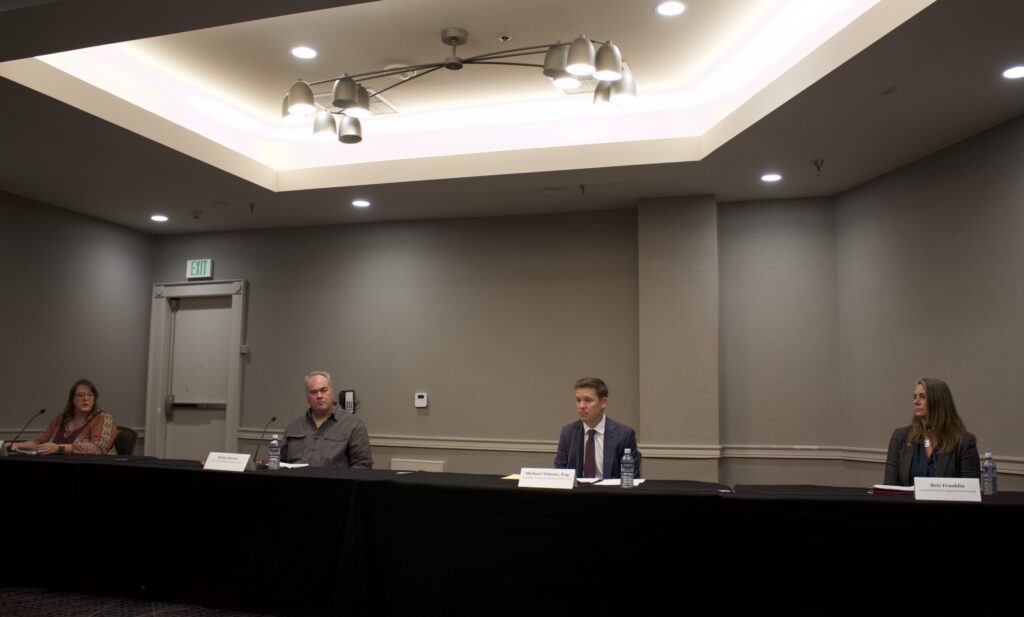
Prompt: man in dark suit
<box><xmin>554</xmin><ymin>377</ymin><xmax>638</xmax><ymax>479</ymax></box>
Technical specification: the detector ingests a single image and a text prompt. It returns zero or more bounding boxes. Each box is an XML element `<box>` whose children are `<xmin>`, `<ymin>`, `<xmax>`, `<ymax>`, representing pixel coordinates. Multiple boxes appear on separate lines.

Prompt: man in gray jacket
<box><xmin>281</xmin><ymin>371</ymin><xmax>372</xmax><ymax>468</ymax></box>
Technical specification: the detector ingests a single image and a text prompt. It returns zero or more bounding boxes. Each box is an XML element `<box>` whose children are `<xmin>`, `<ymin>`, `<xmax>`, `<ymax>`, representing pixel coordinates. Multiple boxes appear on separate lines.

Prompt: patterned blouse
<box><xmin>36</xmin><ymin>410</ymin><xmax>117</xmax><ymax>454</ymax></box>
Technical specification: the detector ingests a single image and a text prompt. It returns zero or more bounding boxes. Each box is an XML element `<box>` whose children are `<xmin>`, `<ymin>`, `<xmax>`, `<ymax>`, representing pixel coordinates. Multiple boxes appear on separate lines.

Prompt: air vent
<box><xmin>562</xmin><ymin>76</ymin><xmax>599</xmax><ymax>96</ymax></box>
<box><xmin>313</xmin><ymin>89</ymin><xmax>399</xmax><ymax>115</ymax></box>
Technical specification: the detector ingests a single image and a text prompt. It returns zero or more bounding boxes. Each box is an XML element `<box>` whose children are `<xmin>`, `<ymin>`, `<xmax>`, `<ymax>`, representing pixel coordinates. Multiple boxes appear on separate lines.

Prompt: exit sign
<box><xmin>186</xmin><ymin>259</ymin><xmax>213</xmax><ymax>280</ymax></box>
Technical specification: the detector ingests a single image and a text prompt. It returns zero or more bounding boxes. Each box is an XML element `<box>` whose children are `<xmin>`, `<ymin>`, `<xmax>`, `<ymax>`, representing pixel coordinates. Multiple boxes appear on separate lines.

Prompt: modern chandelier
<box><xmin>282</xmin><ymin>28</ymin><xmax>636</xmax><ymax>144</ymax></box>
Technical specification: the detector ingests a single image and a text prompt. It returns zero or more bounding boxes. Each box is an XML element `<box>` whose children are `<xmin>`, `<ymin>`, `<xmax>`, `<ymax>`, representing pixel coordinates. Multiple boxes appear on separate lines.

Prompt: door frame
<box><xmin>144</xmin><ymin>279</ymin><xmax>248</xmax><ymax>458</ymax></box>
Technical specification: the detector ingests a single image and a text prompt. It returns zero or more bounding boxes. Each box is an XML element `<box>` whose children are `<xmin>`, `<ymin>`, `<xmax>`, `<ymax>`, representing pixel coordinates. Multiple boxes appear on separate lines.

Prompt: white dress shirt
<box><xmin>584</xmin><ymin>414</ymin><xmax>606</xmax><ymax>479</ymax></box>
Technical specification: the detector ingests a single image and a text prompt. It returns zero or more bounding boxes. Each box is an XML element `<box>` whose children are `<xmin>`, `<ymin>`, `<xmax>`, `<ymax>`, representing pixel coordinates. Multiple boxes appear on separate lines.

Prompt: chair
<box><xmin>114</xmin><ymin>426</ymin><xmax>138</xmax><ymax>455</ymax></box>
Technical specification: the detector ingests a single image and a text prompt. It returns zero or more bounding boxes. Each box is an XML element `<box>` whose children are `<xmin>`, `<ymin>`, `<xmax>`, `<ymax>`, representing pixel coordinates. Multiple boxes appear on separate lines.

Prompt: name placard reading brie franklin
<box><xmin>204</xmin><ymin>452</ymin><xmax>251</xmax><ymax>473</ymax></box>
<box><xmin>913</xmin><ymin>477</ymin><xmax>981</xmax><ymax>502</ymax></box>
<box><xmin>518</xmin><ymin>468</ymin><xmax>577</xmax><ymax>490</ymax></box>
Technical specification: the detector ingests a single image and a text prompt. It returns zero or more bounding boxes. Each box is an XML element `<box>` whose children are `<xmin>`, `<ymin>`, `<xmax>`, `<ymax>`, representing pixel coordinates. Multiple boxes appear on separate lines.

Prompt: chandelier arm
<box><xmin>307</xmin><ymin>61</ymin><xmax>445</xmax><ymax>87</ymax></box>
<box><xmin>366</xmin><ymin>65</ymin><xmax>445</xmax><ymax>97</ymax></box>
<box><xmin>305</xmin><ymin>39</ymin><xmax>614</xmax><ymax>88</ymax></box>
<box><xmin>463</xmin><ymin>60</ymin><xmax>545</xmax><ymax>68</ymax></box>
<box><xmin>465</xmin><ymin>45</ymin><xmax>557</xmax><ymax>61</ymax></box>
<box><xmin>351</xmin><ymin>62</ymin><xmax>445</xmax><ymax>82</ymax></box>
<box><xmin>466</xmin><ymin>39</ymin><xmax>609</xmax><ymax>63</ymax></box>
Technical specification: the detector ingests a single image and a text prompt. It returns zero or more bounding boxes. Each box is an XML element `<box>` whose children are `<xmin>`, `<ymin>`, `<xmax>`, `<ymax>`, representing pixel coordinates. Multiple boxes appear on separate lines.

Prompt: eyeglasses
<box><xmin>74</xmin><ymin>393</ymin><xmax>96</xmax><ymax>399</ymax></box>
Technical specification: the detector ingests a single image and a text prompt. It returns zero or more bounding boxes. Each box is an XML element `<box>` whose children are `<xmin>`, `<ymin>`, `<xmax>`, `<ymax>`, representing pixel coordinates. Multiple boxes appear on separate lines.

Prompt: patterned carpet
<box><xmin>0</xmin><ymin>588</ymin><xmax>286</xmax><ymax>617</ymax></box>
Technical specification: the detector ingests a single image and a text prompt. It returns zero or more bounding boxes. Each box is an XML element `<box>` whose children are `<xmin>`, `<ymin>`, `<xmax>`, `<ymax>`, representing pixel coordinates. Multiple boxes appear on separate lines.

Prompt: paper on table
<box><xmin>871</xmin><ymin>484</ymin><xmax>913</xmax><ymax>494</ymax></box>
<box><xmin>594</xmin><ymin>478</ymin><xmax>646</xmax><ymax>487</ymax></box>
<box><xmin>279</xmin><ymin>462</ymin><xmax>309</xmax><ymax>469</ymax></box>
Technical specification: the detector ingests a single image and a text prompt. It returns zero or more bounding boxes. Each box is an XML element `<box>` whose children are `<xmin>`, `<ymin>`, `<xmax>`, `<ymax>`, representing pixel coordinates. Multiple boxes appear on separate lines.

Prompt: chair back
<box><xmin>114</xmin><ymin>426</ymin><xmax>138</xmax><ymax>455</ymax></box>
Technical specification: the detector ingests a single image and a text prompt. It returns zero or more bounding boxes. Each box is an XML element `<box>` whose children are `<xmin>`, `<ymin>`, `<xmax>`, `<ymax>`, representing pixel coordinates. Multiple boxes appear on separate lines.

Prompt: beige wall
<box><xmin>0</xmin><ymin>191</ymin><xmax>153</xmax><ymax>433</ymax></box>
<box><xmin>5</xmin><ymin>114</ymin><xmax>1023</xmax><ymax>487</ymax></box>
<box><xmin>153</xmin><ymin>210</ymin><xmax>640</xmax><ymax>446</ymax></box>
<box><xmin>718</xmin><ymin>198</ymin><xmax>838</xmax><ymax>447</ymax></box>
<box><xmin>836</xmin><ymin>113</ymin><xmax>1024</xmax><ymax>462</ymax></box>
<box><xmin>637</xmin><ymin>196</ymin><xmax>720</xmax><ymax>446</ymax></box>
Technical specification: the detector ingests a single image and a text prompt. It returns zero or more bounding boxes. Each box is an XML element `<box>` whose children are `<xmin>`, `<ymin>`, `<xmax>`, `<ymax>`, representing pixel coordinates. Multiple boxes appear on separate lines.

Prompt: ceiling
<box><xmin>0</xmin><ymin>0</ymin><xmax>1022</xmax><ymax>234</ymax></box>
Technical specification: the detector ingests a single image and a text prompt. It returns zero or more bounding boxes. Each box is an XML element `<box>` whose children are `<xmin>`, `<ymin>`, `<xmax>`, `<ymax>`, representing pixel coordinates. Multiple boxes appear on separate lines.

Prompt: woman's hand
<box><xmin>35</xmin><ymin>442</ymin><xmax>61</xmax><ymax>455</ymax></box>
<box><xmin>8</xmin><ymin>441</ymin><xmax>37</xmax><ymax>452</ymax></box>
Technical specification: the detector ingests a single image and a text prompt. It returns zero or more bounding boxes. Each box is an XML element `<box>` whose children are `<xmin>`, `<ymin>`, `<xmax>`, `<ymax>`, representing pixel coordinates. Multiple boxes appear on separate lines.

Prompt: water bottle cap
<box><xmin>985</xmin><ymin>452</ymin><xmax>992</xmax><ymax>458</ymax></box>
<box><xmin>624</xmin><ymin>448</ymin><xmax>631</xmax><ymax>454</ymax></box>
<box><xmin>272</xmin><ymin>434</ymin><xmax>279</xmax><ymax>439</ymax></box>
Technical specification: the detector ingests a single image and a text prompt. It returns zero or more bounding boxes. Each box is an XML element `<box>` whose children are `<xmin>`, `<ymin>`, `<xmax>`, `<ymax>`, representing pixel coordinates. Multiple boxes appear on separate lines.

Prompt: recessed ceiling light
<box><xmin>655</xmin><ymin>1</ymin><xmax>687</xmax><ymax>17</ymax></box>
<box><xmin>352</xmin><ymin>199</ymin><xmax>371</xmax><ymax>208</ymax></box>
<box><xmin>291</xmin><ymin>46</ymin><xmax>318</xmax><ymax>60</ymax></box>
<box><xmin>150</xmin><ymin>214</ymin><xmax>169</xmax><ymax>222</ymax></box>
<box><xmin>1003</xmin><ymin>65</ymin><xmax>1024</xmax><ymax>79</ymax></box>
<box><xmin>761</xmin><ymin>173</ymin><xmax>782</xmax><ymax>183</ymax></box>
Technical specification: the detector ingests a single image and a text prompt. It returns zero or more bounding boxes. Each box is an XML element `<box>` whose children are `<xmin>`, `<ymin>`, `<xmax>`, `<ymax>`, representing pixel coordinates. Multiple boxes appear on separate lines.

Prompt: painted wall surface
<box><xmin>0</xmin><ymin>191</ymin><xmax>153</xmax><ymax>433</ymax></box>
<box><xmin>3</xmin><ymin>114</ymin><xmax>1022</xmax><ymax>485</ymax></box>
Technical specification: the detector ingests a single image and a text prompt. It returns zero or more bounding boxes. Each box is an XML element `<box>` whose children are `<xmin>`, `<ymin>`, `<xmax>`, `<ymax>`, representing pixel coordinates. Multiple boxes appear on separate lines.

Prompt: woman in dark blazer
<box><xmin>883</xmin><ymin>377</ymin><xmax>980</xmax><ymax>486</ymax></box>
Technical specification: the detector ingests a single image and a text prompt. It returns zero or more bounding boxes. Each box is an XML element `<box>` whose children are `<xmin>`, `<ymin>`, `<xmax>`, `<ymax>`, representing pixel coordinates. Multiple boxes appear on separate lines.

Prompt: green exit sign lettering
<box><xmin>186</xmin><ymin>258</ymin><xmax>213</xmax><ymax>280</ymax></box>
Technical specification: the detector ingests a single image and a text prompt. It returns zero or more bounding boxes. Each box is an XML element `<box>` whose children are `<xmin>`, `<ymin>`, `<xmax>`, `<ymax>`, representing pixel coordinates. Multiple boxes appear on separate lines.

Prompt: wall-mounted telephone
<box><xmin>339</xmin><ymin>389</ymin><xmax>356</xmax><ymax>413</ymax></box>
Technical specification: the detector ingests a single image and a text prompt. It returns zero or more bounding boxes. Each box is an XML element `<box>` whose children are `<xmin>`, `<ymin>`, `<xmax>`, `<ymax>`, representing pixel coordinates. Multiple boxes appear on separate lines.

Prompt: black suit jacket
<box><xmin>554</xmin><ymin>416</ymin><xmax>639</xmax><ymax>479</ymax></box>
<box><xmin>883</xmin><ymin>425</ymin><xmax>980</xmax><ymax>486</ymax></box>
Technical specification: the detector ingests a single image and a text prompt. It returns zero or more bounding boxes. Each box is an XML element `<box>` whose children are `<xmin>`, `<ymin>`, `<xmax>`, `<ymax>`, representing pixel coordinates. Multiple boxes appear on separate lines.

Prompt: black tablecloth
<box><xmin>2</xmin><ymin>457</ymin><xmax>1020</xmax><ymax>614</ymax></box>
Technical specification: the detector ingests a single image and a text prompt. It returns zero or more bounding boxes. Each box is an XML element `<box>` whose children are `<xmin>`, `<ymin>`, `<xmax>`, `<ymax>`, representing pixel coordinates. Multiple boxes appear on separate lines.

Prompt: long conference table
<box><xmin>2</xmin><ymin>455</ymin><xmax>1021</xmax><ymax>615</ymax></box>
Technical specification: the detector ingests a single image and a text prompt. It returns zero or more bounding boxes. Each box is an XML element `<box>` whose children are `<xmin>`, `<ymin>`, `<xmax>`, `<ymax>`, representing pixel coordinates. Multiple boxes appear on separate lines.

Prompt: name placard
<box><xmin>204</xmin><ymin>452</ymin><xmax>251</xmax><ymax>473</ymax></box>
<box><xmin>518</xmin><ymin>468</ymin><xmax>577</xmax><ymax>490</ymax></box>
<box><xmin>913</xmin><ymin>477</ymin><xmax>981</xmax><ymax>502</ymax></box>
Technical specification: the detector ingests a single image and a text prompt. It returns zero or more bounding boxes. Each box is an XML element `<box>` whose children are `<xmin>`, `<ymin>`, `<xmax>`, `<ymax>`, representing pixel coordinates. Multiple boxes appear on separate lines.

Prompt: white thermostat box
<box><xmin>414</xmin><ymin>392</ymin><xmax>428</xmax><ymax>408</ymax></box>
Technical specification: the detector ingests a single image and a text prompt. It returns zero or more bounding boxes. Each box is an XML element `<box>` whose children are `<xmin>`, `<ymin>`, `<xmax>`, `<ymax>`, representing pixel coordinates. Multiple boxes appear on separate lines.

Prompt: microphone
<box><xmin>7</xmin><ymin>409</ymin><xmax>45</xmax><ymax>451</ymax></box>
<box><xmin>567</xmin><ymin>423</ymin><xmax>579</xmax><ymax>477</ymax></box>
<box><xmin>251</xmin><ymin>416</ymin><xmax>277</xmax><ymax>467</ymax></box>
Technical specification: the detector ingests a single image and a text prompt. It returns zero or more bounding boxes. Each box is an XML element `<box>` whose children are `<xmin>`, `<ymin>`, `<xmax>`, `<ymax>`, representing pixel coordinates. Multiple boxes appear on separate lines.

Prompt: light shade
<box><xmin>344</xmin><ymin>85</ymin><xmax>372</xmax><ymax>118</ymax></box>
<box><xmin>313</xmin><ymin>109</ymin><xmax>337</xmax><ymax>142</ymax></box>
<box><xmin>287</xmin><ymin>79</ymin><xmax>316</xmax><ymax>115</ymax></box>
<box><xmin>593</xmin><ymin>42</ymin><xmax>622</xmax><ymax>81</ymax></box>
<box><xmin>338</xmin><ymin>115</ymin><xmax>362</xmax><ymax>144</ymax></box>
<box><xmin>543</xmin><ymin>44</ymin><xmax>580</xmax><ymax>89</ymax></box>
<box><xmin>565</xmin><ymin>35</ymin><xmax>595</xmax><ymax>76</ymax></box>
<box><xmin>553</xmin><ymin>75</ymin><xmax>581</xmax><ymax>90</ymax></box>
<box><xmin>593</xmin><ymin>81</ymin><xmax>613</xmax><ymax>106</ymax></box>
<box><xmin>332</xmin><ymin>75</ymin><xmax>358</xmax><ymax>108</ymax></box>
<box><xmin>281</xmin><ymin>95</ymin><xmax>307</xmax><ymax>125</ymax></box>
<box><xmin>542</xmin><ymin>44</ymin><xmax>568</xmax><ymax>77</ymax></box>
<box><xmin>609</xmin><ymin>63</ymin><xmax>636</xmax><ymax>104</ymax></box>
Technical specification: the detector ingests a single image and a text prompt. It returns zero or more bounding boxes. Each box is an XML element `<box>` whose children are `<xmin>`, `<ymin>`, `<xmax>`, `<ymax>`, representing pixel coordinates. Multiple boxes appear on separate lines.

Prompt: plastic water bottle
<box><xmin>620</xmin><ymin>448</ymin><xmax>635</xmax><ymax>489</ymax></box>
<box><xmin>982</xmin><ymin>452</ymin><xmax>997</xmax><ymax>496</ymax></box>
<box><xmin>268</xmin><ymin>434</ymin><xmax>281</xmax><ymax>471</ymax></box>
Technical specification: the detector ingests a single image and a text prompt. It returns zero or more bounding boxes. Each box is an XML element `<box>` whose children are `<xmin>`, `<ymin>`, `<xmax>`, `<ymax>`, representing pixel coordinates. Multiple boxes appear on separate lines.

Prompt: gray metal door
<box><xmin>163</xmin><ymin>296</ymin><xmax>231</xmax><ymax>461</ymax></box>
<box><xmin>145</xmin><ymin>280</ymin><xmax>247</xmax><ymax>459</ymax></box>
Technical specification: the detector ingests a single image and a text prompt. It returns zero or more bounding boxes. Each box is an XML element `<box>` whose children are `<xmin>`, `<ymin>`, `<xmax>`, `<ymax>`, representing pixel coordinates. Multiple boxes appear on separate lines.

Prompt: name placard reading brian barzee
<box><xmin>204</xmin><ymin>452</ymin><xmax>251</xmax><ymax>473</ymax></box>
